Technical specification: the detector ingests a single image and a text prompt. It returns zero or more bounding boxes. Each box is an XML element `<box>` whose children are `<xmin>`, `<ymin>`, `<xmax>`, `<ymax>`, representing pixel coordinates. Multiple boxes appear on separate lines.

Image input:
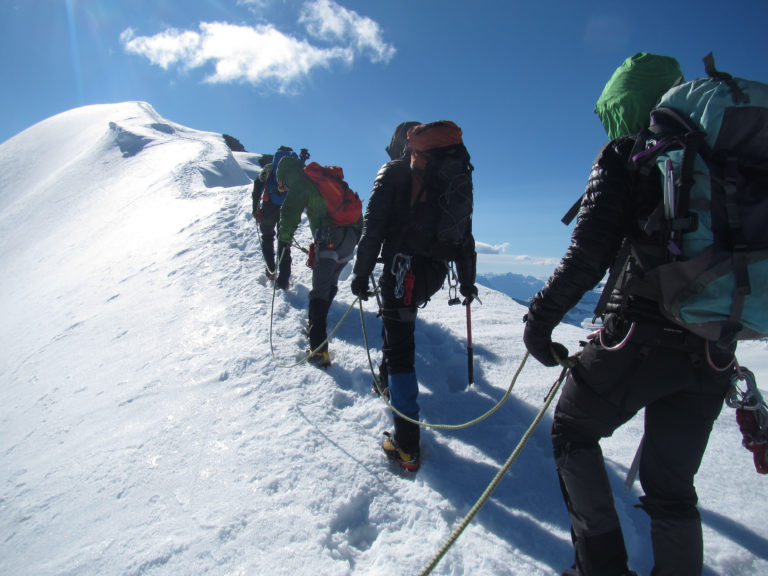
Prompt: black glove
<box><xmin>350</xmin><ymin>274</ymin><xmax>371</xmax><ymax>300</ymax></box>
<box><xmin>460</xmin><ymin>284</ymin><xmax>478</xmax><ymax>305</ymax></box>
<box><xmin>523</xmin><ymin>316</ymin><xmax>569</xmax><ymax>367</ymax></box>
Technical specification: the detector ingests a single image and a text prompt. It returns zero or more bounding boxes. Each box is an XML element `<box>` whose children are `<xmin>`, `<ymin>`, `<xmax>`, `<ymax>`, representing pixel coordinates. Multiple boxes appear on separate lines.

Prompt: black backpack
<box><xmin>403</xmin><ymin>121</ymin><xmax>474</xmax><ymax>260</ymax></box>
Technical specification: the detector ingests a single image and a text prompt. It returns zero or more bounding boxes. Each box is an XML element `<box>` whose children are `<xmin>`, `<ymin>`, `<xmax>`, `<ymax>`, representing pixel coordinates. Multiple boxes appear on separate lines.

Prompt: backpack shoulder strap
<box><xmin>591</xmin><ymin>238</ymin><xmax>633</xmax><ymax>319</ymax></box>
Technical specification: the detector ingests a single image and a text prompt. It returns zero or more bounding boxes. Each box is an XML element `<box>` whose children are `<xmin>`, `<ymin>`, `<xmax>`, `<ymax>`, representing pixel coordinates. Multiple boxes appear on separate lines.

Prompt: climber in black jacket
<box><xmin>524</xmin><ymin>53</ymin><xmax>736</xmax><ymax>576</ymax></box>
<box><xmin>351</xmin><ymin>121</ymin><xmax>477</xmax><ymax>471</ymax></box>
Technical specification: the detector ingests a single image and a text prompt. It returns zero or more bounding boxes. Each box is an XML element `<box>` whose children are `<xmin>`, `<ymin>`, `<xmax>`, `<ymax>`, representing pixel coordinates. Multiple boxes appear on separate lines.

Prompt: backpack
<box><xmin>303</xmin><ymin>162</ymin><xmax>362</xmax><ymax>226</ymax></box>
<box><xmin>625</xmin><ymin>53</ymin><xmax>768</xmax><ymax>346</ymax></box>
<box><xmin>266</xmin><ymin>146</ymin><xmax>298</xmax><ymax>205</ymax></box>
<box><xmin>404</xmin><ymin>121</ymin><xmax>474</xmax><ymax>259</ymax></box>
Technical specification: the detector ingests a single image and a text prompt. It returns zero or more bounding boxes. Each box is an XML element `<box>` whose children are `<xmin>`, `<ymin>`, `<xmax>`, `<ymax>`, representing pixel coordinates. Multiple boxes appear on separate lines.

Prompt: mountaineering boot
<box><xmin>383</xmin><ymin>415</ymin><xmax>421</xmax><ymax>471</ymax></box>
<box><xmin>275</xmin><ymin>241</ymin><xmax>292</xmax><ymax>289</ymax></box>
<box><xmin>382</xmin><ymin>431</ymin><xmax>420</xmax><ymax>471</ymax></box>
<box><xmin>307</xmin><ymin>298</ymin><xmax>331</xmax><ymax>368</ymax></box>
<box><xmin>307</xmin><ymin>349</ymin><xmax>331</xmax><ymax>368</ymax></box>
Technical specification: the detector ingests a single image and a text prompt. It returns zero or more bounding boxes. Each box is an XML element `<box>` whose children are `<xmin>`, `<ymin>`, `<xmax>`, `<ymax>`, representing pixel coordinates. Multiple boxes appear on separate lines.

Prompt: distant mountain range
<box><xmin>477</xmin><ymin>272</ymin><xmax>602</xmax><ymax>329</ymax></box>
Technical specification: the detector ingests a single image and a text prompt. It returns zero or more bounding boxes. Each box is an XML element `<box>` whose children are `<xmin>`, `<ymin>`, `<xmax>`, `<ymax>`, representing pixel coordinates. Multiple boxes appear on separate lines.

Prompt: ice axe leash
<box><xmin>419</xmin><ymin>353</ymin><xmax>578</xmax><ymax>576</ymax></box>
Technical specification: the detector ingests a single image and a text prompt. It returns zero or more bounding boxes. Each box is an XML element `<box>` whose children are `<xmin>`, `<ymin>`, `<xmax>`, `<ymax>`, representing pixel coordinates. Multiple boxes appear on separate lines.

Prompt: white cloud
<box><xmin>120</xmin><ymin>28</ymin><xmax>202</xmax><ymax>70</ymax></box>
<box><xmin>122</xmin><ymin>22</ymin><xmax>352</xmax><ymax>93</ymax></box>
<box><xmin>299</xmin><ymin>0</ymin><xmax>395</xmax><ymax>63</ymax></box>
<box><xmin>475</xmin><ymin>241</ymin><xmax>510</xmax><ymax>255</ymax></box>
<box><xmin>121</xmin><ymin>2</ymin><xmax>394</xmax><ymax>92</ymax></box>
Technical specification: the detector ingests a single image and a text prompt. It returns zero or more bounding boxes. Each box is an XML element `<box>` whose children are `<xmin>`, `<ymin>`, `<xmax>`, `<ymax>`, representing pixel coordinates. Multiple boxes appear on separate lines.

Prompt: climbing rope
<box><xmin>265</xmin><ymin>257</ymin><xmax>581</xmax><ymax>571</ymax></box>
<box><xmin>268</xmin><ymin>290</ymin><xmax>360</xmax><ymax>369</ymax></box>
<box><xmin>359</xmin><ymin>298</ymin><xmax>528</xmax><ymax>430</ymax></box>
<box><xmin>292</xmin><ymin>237</ymin><xmax>309</xmax><ymax>254</ymax></box>
<box><xmin>419</xmin><ymin>357</ymin><xmax>576</xmax><ymax>576</ymax></box>
<box><xmin>268</xmin><ymin>262</ymin><xmax>530</xmax><ymax>431</ymax></box>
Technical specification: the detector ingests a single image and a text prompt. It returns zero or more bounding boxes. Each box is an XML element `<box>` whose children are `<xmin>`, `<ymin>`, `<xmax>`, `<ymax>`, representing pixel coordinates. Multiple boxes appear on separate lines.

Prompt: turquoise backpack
<box><xmin>629</xmin><ymin>53</ymin><xmax>768</xmax><ymax>346</ymax></box>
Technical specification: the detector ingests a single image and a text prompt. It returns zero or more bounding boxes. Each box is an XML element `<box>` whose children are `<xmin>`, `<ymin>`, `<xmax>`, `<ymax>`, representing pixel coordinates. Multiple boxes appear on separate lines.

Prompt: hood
<box><xmin>275</xmin><ymin>156</ymin><xmax>306</xmax><ymax>188</ymax></box>
<box><xmin>386</xmin><ymin>121</ymin><xmax>421</xmax><ymax>160</ymax></box>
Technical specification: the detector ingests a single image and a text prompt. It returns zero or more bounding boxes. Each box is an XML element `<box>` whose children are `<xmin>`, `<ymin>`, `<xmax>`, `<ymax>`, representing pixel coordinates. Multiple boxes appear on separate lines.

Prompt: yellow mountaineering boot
<box><xmin>307</xmin><ymin>349</ymin><xmax>330</xmax><ymax>368</ymax></box>
<box><xmin>382</xmin><ymin>432</ymin><xmax>420</xmax><ymax>471</ymax></box>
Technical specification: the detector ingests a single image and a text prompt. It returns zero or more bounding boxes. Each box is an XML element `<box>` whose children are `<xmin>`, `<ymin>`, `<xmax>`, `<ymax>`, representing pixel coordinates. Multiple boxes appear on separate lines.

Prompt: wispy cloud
<box><xmin>476</xmin><ymin>241</ymin><xmax>510</xmax><ymax>255</ymax></box>
<box><xmin>299</xmin><ymin>0</ymin><xmax>395</xmax><ymax>63</ymax></box>
<box><xmin>121</xmin><ymin>0</ymin><xmax>394</xmax><ymax>93</ymax></box>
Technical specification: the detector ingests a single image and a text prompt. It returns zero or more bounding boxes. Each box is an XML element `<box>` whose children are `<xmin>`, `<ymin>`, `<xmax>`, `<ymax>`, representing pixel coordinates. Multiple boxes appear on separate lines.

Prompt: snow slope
<box><xmin>1</xmin><ymin>102</ymin><xmax>766</xmax><ymax>576</ymax></box>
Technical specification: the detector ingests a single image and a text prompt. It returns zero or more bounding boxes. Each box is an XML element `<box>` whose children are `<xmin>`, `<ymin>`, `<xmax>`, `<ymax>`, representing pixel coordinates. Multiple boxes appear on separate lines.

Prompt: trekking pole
<box><xmin>466</xmin><ymin>302</ymin><xmax>474</xmax><ymax>385</ymax></box>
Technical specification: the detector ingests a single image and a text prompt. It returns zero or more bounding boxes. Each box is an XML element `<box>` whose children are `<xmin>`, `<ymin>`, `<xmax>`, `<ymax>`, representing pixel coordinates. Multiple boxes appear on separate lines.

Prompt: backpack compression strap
<box><xmin>703</xmin><ymin>52</ymin><xmax>749</xmax><ymax>105</ymax></box>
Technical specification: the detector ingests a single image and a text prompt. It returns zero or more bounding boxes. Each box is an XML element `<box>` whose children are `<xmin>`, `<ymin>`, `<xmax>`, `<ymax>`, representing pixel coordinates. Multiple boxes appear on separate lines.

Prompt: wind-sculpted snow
<box><xmin>0</xmin><ymin>103</ymin><xmax>766</xmax><ymax>576</ymax></box>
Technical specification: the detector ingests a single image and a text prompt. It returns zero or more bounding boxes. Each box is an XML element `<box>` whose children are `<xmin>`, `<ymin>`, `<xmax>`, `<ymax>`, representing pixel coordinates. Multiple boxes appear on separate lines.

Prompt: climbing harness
<box><xmin>419</xmin><ymin>354</ymin><xmax>577</xmax><ymax>576</ymax></box>
<box><xmin>359</xmin><ymin>298</ymin><xmax>527</xmax><ymax>430</ymax></box>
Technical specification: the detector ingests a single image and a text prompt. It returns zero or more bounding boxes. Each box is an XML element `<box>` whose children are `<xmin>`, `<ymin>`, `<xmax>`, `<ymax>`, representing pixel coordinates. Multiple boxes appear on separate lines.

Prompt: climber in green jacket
<box><xmin>276</xmin><ymin>156</ymin><xmax>363</xmax><ymax>367</ymax></box>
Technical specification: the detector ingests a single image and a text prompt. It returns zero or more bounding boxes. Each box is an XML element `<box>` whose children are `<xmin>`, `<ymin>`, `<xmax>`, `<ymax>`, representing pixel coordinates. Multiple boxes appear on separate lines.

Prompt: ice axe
<box><xmin>466</xmin><ymin>301</ymin><xmax>474</xmax><ymax>385</ymax></box>
<box><xmin>449</xmin><ymin>293</ymin><xmax>474</xmax><ymax>386</ymax></box>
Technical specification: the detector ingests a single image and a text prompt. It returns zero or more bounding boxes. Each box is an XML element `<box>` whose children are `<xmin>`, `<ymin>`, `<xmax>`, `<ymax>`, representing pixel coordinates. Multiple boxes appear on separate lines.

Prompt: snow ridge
<box><xmin>1</xmin><ymin>103</ymin><xmax>766</xmax><ymax>576</ymax></box>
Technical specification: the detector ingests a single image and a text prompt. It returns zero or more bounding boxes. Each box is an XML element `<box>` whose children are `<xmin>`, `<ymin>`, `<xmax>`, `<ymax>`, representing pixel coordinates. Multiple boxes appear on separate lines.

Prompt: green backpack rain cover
<box><xmin>595</xmin><ymin>52</ymin><xmax>683</xmax><ymax>140</ymax></box>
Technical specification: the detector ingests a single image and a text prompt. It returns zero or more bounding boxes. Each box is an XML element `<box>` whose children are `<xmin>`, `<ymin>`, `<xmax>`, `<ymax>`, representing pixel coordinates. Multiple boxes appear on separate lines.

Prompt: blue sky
<box><xmin>2</xmin><ymin>0</ymin><xmax>767</xmax><ymax>276</ymax></box>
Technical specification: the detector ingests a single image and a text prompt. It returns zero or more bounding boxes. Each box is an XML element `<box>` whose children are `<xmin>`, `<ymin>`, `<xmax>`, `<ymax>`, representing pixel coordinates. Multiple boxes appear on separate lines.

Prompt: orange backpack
<box><xmin>304</xmin><ymin>162</ymin><xmax>362</xmax><ymax>226</ymax></box>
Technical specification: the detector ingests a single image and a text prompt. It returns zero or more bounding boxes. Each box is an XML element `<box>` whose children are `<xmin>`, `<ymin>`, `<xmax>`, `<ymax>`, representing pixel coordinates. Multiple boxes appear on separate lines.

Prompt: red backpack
<box><xmin>304</xmin><ymin>162</ymin><xmax>362</xmax><ymax>226</ymax></box>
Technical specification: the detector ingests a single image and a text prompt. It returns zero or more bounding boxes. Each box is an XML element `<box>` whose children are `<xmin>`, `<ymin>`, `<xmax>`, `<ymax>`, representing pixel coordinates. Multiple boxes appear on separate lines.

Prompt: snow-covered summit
<box><xmin>0</xmin><ymin>103</ymin><xmax>766</xmax><ymax>576</ymax></box>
